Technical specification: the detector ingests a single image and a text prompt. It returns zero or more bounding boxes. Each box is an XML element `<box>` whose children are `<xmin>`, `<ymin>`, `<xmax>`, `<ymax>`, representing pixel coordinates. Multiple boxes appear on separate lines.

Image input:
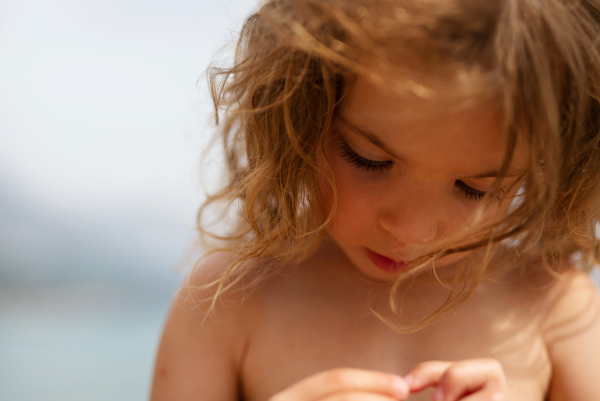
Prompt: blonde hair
<box><xmin>193</xmin><ymin>0</ymin><xmax>600</xmax><ymax>330</ymax></box>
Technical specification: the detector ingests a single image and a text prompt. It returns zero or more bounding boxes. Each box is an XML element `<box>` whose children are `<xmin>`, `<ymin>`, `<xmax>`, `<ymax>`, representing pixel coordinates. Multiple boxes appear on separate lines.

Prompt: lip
<box><xmin>366</xmin><ymin>248</ymin><xmax>406</xmax><ymax>273</ymax></box>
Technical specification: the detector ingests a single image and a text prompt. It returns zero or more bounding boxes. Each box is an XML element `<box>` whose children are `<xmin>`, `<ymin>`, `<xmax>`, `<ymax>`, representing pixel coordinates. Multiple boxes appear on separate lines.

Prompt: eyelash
<box><xmin>454</xmin><ymin>180</ymin><xmax>487</xmax><ymax>201</ymax></box>
<box><xmin>338</xmin><ymin>140</ymin><xmax>393</xmax><ymax>172</ymax></box>
<box><xmin>338</xmin><ymin>139</ymin><xmax>489</xmax><ymax>201</ymax></box>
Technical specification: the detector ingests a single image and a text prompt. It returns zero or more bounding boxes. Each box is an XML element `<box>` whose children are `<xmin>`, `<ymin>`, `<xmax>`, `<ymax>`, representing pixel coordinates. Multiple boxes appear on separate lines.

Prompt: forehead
<box><xmin>338</xmin><ymin>76</ymin><xmax>518</xmax><ymax>176</ymax></box>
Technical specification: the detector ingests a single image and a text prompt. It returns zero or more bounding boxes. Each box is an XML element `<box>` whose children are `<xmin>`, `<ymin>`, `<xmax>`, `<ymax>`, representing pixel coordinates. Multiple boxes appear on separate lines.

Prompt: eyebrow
<box><xmin>337</xmin><ymin>115</ymin><xmax>525</xmax><ymax>179</ymax></box>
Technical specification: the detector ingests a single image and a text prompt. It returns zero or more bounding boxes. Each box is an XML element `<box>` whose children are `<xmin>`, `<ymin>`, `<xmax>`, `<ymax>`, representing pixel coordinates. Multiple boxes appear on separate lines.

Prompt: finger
<box><xmin>320</xmin><ymin>391</ymin><xmax>404</xmax><ymax>401</ymax></box>
<box><xmin>271</xmin><ymin>368</ymin><xmax>409</xmax><ymax>401</ymax></box>
<box><xmin>404</xmin><ymin>361</ymin><xmax>453</xmax><ymax>392</ymax></box>
<box><xmin>434</xmin><ymin>359</ymin><xmax>507</xmax><ymax>401</ymax></box>
<box><xmin>452</xmin><ymin>388</ymin><xmax>508</xmax><ymax>401</ymax></box>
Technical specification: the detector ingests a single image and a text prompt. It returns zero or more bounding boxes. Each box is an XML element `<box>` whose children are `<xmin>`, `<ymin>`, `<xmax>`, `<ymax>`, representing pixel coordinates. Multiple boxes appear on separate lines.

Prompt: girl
<box><xmin>151</xmin><ymin>0</ymin><xmax>600</xmax><ymax>400</ymax></box>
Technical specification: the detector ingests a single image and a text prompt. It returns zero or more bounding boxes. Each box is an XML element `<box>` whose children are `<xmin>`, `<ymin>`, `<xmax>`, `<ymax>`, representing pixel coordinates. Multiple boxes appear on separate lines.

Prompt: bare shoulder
<box><xmin>487</xmin><ymin>263</ymin><xmax>600</xmax><ymax>400</ymax></box>
<box><xmin>150</xmin><ymin>253</ymin><xmax>256</xmax><ymax>401</ymax></box>
<box><xmin>535</xmin><ymin>267</ymin><xmax>600</xmax><ymax>401</ymax></box>
<box><xmin>502</xmin><ymin>260</ymin><xmax>600</xmax><ymax>333</ymax></box>
<box><xmin>537</xmin><ymin>268</ymin><xmax>600</xmax><ymax>338</ymax></box>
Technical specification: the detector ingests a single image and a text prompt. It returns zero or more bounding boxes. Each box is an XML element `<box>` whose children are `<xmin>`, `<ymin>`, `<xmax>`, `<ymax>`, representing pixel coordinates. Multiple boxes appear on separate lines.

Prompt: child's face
<box><xmin>320</xmin><ymin>76</ymin><xmax>525</xmax><ymax>282</ymax></box>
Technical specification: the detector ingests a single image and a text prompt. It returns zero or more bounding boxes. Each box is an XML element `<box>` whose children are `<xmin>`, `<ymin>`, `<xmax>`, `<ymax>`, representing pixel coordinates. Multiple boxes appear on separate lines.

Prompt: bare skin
<box><xmin>236</xmin><ymin>242</ymin><xmax>552</xmax><ymax>401</ymax></box>
<box><xmin>151</xmin><ymin>242</ymin><xmax>600</xmax><ymax>401</ymax></box>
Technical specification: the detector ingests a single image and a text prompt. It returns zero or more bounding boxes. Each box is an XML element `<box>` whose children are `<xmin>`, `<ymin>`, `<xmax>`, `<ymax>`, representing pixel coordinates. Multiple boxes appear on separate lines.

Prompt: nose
<box><xmin>378</xmin><ymin>192</ymin><xmax>438</xmax><ymax>245</ymax></box>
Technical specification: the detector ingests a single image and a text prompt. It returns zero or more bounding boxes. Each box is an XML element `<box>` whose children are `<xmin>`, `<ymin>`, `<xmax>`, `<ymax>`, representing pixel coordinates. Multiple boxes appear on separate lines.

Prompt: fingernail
<box><xmin>403</xmin><ymin>374</ymin><xmax>415</xmax><ymax>388</ymax></box>
<box><xmin>392</xmin><ymin>376</ymin><xmax>409</xmax><ymax>398</ymax></box>
<box><xmin>433</xmin><ymin>387</ymin><xmax>444</xmax><ymax>401</ymax></box>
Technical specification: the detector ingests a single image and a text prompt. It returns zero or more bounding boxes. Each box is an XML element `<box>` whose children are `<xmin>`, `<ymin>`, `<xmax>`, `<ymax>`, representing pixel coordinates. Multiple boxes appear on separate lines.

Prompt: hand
<box><xmin>404</xmin><ymin>359</ymin><xmax>508</xmax><ymax>401</ymax></box>
<box><xmin>268</xmin><ymin>368</ymin><xmax>410</xmax><ymax>401</ymax></box>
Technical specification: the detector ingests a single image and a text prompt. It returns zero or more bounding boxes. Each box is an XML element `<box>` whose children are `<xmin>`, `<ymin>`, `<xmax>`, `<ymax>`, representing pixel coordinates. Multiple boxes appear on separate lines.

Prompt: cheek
<box><xmin>446</xmin><ymin>199</ymin><xmax>510</xmax><ymax>248</ymax></box>
<box><xmin>319</xmin><ymin>141</ymin><xmax>380</xmax><ymax>234</ymax></box>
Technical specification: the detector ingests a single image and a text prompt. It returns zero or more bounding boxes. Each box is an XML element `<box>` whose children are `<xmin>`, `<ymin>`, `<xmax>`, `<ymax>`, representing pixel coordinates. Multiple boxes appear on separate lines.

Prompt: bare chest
<box><xmin>238</xmin><ymin>284</ymin><xmax>552</xmax><ymax>401</ymax></box>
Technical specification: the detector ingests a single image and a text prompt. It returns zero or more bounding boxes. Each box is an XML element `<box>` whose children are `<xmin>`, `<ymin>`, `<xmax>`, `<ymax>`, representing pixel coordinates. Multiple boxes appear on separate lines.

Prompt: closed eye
<box><xmin>455</xmin><ymin>180</ymin><xmax>486</xmax><ymax>201</ymax></box>
<box><xmin>338</xmin><ymin>139</ymin><xmax>393</xmax><ymax>172</ymax></box>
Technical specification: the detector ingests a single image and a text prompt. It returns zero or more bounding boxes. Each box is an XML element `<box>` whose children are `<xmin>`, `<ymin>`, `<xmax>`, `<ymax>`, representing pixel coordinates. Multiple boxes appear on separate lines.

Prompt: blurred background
<box><xmin>0</xmin><ymin>0</ymin><xmax>255</xmax><ymax>400</ymax></box>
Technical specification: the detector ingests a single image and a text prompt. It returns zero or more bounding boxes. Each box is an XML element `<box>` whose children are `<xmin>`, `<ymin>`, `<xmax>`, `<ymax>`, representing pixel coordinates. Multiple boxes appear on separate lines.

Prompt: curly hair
<box><xmin>192</xmin><ymin>0</ymin><xmax>600</xmax><ymax>331</ymax></box>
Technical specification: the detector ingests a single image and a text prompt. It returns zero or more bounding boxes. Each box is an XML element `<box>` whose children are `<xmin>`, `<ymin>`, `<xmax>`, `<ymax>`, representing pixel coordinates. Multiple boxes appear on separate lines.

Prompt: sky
<box><xmin>0</xmin><ymin>0</ymin><xmax>258</xmax><ymax>283</ymax></box>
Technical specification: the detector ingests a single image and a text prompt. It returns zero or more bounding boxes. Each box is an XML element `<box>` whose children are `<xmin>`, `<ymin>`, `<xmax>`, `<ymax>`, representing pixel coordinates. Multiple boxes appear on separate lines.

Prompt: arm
<box><xmin>543</xmin><ymin>271</ymin><xmax>600</xmax><ymax>400</ymax></box>
<box><xmin>150</xmin><ymin>255</ymin><xmax>247</xmax><ymax>401</ymax></box>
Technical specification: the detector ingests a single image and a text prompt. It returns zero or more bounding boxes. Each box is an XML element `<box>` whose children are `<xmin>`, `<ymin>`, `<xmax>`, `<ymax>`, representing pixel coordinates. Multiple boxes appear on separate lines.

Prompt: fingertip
<box><xmin>392</xmin><ymin>376</ymin><xmax>410</xmax><ymax>399</ymax></box>
<box><xmin>403</xmin><ymin>374</ymin><xmax>417</xmax><ymax>391</ymax></box>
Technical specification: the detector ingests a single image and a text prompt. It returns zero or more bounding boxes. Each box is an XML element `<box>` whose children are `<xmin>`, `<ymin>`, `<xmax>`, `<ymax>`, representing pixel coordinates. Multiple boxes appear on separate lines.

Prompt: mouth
<box><xmin>365</xmin><ymin>248</ymin><xmax>406</xmax><ymax>274</ymax></box>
